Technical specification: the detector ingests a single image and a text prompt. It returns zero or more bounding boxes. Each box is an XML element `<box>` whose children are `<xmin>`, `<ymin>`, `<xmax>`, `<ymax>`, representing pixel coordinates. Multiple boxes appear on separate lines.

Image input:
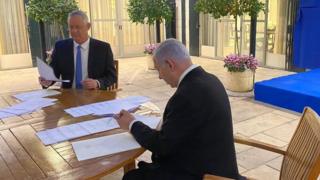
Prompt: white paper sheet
<box><xmin>37</xmin><ymin>57</ymin><xmax>70</xmax><ymax>82</ymax></box>
<box><xmin>72</xmin><ymin>115</ymin><xmax>161</xmax><ymax>161</ymax></box>
<box><xmin>36</xmin><ymin>117</ymin><xmax>120</xmax><ymax>145</ymax></box>
<box><xmin>13</xmin><ymin>89</ymin><xmax>61</xmax><ymax>101</ymax></box>
<box><xmin>64</xmin><ymin>96</ymin><xmax>150</xmax><ymax>117</ymax></box>
<box><xmin>133</xmin><ymin>115</ymin><xmax>161</xmax><ymax>129</ymax></box>
<box><xmin>72</xmin><ymin>132</ymin><xmax>141</xmax><ymax>161</ymax></box>
<box><xmin>0</xmin><ymin>98</ymin><xmax>57</xmax><ymax>118</ymax></box>
<box><xmin>0</xmin><ymin>111</ymin><xmax>14</xmax><ymax>119</ymax></box>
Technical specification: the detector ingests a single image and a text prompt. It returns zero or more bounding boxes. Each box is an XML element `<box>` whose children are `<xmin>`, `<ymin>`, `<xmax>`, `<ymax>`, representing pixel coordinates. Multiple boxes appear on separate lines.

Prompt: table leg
<box><xmin>124</xmin><ymin>160</ymin><xmax>136</xmax><ymax>173</ymax></box>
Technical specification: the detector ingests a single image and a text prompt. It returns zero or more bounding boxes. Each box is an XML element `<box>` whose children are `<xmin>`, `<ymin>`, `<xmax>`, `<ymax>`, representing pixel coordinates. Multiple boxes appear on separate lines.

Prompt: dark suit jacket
<box><xmin>50</xmin><ymin>38</ymin><xmax>117</xmax><ymax>89</ymax></box>
<box><xmin>131</xmin><ymin>67</ymin><xmax>240</xmax><ymax>179</ymax></box>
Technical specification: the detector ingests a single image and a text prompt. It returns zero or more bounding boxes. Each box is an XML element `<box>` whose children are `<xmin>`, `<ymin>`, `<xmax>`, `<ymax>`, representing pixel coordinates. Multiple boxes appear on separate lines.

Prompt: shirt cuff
<box><xmin>129</xmin><ymin>120</ymin><xmax>138</xmax><ymax>131</ymax></box>
<box><xmin>96</xmin><ymin>80</ymin><xmax>101</xmax><ymax>89</ymax></box>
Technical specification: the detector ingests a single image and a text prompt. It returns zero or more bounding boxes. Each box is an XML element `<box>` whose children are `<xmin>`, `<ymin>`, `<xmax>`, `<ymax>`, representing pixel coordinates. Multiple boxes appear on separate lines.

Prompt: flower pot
<box><xmin>146</xmin><ymin>54</ymin><xmax>155</xmax><ymax>70</ymax></box>
<box><xmin>225</xmin><ymin>69</ymin><xmax>254</xmax><ymax>92</ymax></box>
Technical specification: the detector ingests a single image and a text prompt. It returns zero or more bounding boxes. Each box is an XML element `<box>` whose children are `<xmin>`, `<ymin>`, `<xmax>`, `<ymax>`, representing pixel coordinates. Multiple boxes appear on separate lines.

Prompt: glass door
<box><xmin>89</xmin><ymin>0</ymin><xmax>120</xmax><ymax>56</ymax></box>
<box><xmin>119</xmin><ymin>0</ymin><xmax>151</xmax><ymax>57</ymax></box>
<box><xmin>216</xmin><ymin>17</ymin><xmax>237</xmax><ymax>58</ymax></box>
<box><xmin>78</xmin><ymin>0</ymin><xmax>151</xmax><ymax>57</ymax></box>
<box><xmin>199</xmin><ymin>0</ymin><xmax>287</xmax><ymax>69</ymax></box>
<box><xmin>199</xmin><ymin>14</ymin><xmax>216</xmax><ymax>58</ymax></box>
<box><xmin>240</xmin><ymin>12</ymin><xmax>267</xmax><ymax>66</ymax></box>
<box><xmin>200</xmin><ymin>14</ymin><xmax>238</xmax><ymax>59</ymax></box>
<box><xmin>264</xmin><ymin>0</ymin><xmax>288</xmax><ymax>69</ymax></box>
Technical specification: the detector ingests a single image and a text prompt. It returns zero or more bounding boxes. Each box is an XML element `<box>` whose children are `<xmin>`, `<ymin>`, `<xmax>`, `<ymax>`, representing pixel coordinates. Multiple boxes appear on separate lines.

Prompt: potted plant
<box><xmin>144</xmin><ymin>43</ymin><xmax>158</xmax><ymax>69</ymax></box>
<box><xmin>26</xmin><ymin>0</ymin><xmax>78</xmax><ymax>59</ymax></box>
<box><xmin>26</xmin><ymin>0</ymin><xmax>78</xmax><ymax>39</ymax></box>
<box><xmin>224</xmin><ymin>54</ymin><xmax>258</xmax><ymax>91</ymax></box>
<box><xmin>127</xmin><ymin>0</ymin><xmax>172</xmax><ymax>69</ymax></box>
<box><xmin>195</xmin><ymin>0</ymin><xmax>264</xmax><ymax>92</ymax></box>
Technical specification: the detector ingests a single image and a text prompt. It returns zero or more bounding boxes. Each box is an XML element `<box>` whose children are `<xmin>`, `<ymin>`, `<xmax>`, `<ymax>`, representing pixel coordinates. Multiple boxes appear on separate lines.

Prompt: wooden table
<box><xmin>0</xmin><ymin>89</ymin><xmax>157</xmax><ymax>179</ymax></box>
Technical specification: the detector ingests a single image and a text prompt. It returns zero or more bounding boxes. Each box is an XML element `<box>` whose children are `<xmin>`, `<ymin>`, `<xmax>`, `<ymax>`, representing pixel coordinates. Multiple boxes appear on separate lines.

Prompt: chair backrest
<box><xmin>107</xmin><ymin>59</ymin><xmax>119</xmax><ymax>91</ymax></box>
<box><xmin>280</xmin><ymin>107</ymin><xmax>320</xmax><ymax>180</ymax></box>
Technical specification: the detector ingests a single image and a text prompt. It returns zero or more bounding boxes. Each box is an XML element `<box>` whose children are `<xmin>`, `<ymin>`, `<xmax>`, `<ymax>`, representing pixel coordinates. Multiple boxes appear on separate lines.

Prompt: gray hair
<box><xmin>68</xmin><ymin>10</ymin><xmax>89</xmax><ymax>23</ymax></box>
<box><xmin>153</xmin><ymin>38</ymin><xmax>191</xmax><ymax>66</ymax></box>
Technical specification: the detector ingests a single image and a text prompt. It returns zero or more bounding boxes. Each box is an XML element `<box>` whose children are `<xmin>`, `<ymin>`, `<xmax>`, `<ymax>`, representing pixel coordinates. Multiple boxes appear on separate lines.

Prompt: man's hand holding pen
<box><xmin>114</xmin><ymin>109</ymin><xmax>135</xmax><ymax>131</ymax></box>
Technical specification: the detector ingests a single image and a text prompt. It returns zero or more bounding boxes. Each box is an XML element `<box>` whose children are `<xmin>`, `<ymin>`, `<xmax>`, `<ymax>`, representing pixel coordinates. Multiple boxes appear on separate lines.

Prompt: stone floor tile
<box><xmin>263</xmin><ymin>120</ymin><xmax>299</xmax><ymax>143</ymax></box>
<box><xmin>266</xmin><ymin>156</ymin><xmax>283</xmax><ymax>171</ymax></box>
<box><xmin>272</xmin><ymin>109</ymin><xmax>300</xmax><ymax>120</ymax></box>
<box><xmin>237</xmin><ymin>147</ymin><xmax>280</xmax><ymax>170</ymax></box>
<box><xmin>242</xmin><ymin>165</ymin><xmax>280</xmax><ymax>180</ymax></box>
<box><xmin>234</xmin><ymin>112</ymin><xmax>294</xmax><ymax>136</ymax></box>
<box><xmin>230</xmin><ymin>99</ymin><xmax>274</xmax><ymax>123</ymax></box>
<box><xmin>235</xmin><ymin>143</ymin><xmax>252</xmax><ymax>153</ymax></box>
<box><xmin>238</xmin><ymin>165</ymin><xmax>247</xmax><ymax>174</ymax></box>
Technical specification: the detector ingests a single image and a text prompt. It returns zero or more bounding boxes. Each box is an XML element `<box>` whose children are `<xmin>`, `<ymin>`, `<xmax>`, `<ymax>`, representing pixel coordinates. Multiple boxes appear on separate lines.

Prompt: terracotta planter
<box><xmin>146</xmin><ymin>55</ymin><xmax>155</xmax><ymax>70</ymax></box>
<box><xmin>225</xmin><ymin>69</ymin><xmax>254</xmax><ymax>92</ymax></box>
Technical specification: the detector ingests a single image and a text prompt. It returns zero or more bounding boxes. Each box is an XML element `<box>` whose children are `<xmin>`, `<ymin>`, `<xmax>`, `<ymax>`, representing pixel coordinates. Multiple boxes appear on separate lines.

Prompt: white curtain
<box><xmin>0</xmin><ymin>0</ymin><xmax>29</xmax><ymax>55</ymax></box>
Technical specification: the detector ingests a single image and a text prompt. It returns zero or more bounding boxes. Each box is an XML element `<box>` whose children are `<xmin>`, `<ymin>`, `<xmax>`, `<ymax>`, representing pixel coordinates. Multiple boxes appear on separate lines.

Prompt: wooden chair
<box><xmin>107</xmin><ymin>59</ymin><xmax>119</xmax><ymax>91</ymax></box>
<box><xmin>204</xmin><ymin>107</ymin><xmax>320</xmax><ymax>180</ymax></box>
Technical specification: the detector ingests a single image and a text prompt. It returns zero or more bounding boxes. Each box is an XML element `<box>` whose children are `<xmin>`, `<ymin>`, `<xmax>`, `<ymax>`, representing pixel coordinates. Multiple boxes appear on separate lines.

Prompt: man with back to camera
<box><xmin>115</xmin><ymin>39</ymin><xmax>244</xmax><ymax>180</ymax></box>
<box><xmin>39</xmin><ymin>10</ymin><xmax>116</xmax><ymax>90</ymax></box>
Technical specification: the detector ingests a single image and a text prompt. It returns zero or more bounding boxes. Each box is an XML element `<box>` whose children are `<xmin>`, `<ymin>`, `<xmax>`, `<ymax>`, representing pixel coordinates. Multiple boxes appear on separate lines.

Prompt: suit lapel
<box><xmin>67</xmin><ymin>39</ymin><xmax>75</xmax><ymax>82</ymax></box>
<box><xmin>88</xmin><ymin>38</ymin><xmax>94</xmax><ymax>77</ymax></box>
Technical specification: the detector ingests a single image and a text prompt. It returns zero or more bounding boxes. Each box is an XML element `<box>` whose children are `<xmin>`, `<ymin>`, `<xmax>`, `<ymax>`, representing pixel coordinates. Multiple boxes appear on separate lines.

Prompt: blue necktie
<box><xmin>75</xmin><ymin>45</ymin><xmax>82</xmax><ymax>89</ymax></box>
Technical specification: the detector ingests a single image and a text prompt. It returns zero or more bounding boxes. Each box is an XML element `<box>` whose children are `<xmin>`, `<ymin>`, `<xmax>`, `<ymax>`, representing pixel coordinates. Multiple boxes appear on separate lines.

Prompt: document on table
<box><xmin>36</xmin><ymin>117</ymin><xmax>120</xmax><ymax>145</ymax></box>
<box><xmin>13</xmin><ymin>89</ymin><xmax>61</xmax><ymax>101</ymax></box>
<box><xmin>133</xmin><ymin>114</ymin><xmax>161</xmax><ymax>129</ymax></box>
<box><xmin>64</xmin><ymin>96</ymin><xmax>150</xmax><ymax>117</ymax></box>
<box><xmin>72</xmin><ymin>115</ymin><xmax>161</xmax><ymax>161</ymax></box>
<box><xmin>0</xmin><ymin>98</ymin><xmax>57</xmax><ymax>119</ymax></box>
<box><xmin>72</xmin><ymin>132</ymin><xmax>140</xmax><ymax>161</ymax></box>
<box><xmin>37</xmin><ymin>57</ymin><xmax>70</xmax><ymax>82</ymax></box>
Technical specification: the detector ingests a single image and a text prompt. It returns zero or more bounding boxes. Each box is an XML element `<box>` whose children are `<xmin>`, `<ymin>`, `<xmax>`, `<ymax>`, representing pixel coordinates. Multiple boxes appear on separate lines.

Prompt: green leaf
<box><xmin>26</xmin><ymin>0</ymin><xmax>78</xmax><ymax>25</ymax></box>
<box><xmin>127</xmin><ymin>0</ymin><xmax>172</xmax><ymax>25</ymax></box>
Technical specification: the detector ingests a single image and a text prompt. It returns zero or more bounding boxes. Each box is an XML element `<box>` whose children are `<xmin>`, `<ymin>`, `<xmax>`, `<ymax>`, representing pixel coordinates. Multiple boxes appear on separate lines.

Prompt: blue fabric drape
<box><xmin>293</xmin><ymin>0</ymin><xmax>320</xmax><ymax>69</ymax></box>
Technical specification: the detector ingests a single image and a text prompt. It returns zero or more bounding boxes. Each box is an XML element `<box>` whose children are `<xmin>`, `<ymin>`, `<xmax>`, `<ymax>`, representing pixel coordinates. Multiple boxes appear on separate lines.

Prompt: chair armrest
<box><xmin>203</xmin><ymin>174</ymin><xmax>235</xmax><ymax>180</ymax></box>
<box><xmin>234</xmin><ymin>135</ymin><xmax>286</xmax><ymax>155</ymax></box>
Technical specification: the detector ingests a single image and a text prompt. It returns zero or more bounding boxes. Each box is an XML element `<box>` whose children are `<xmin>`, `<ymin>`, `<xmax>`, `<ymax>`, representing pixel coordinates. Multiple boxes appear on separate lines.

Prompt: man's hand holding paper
<box><xmin>37</xmin><ymin>57</ymin><xmax>70</xmax><ymax>85</ymax></box>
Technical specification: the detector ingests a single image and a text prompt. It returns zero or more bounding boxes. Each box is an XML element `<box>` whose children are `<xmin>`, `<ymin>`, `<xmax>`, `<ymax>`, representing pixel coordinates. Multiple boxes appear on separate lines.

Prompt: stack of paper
<box><xmin>72</xmin><ymin>115</ymin><xmax>161</xmax><ymax>161</ymax></box>
<box><xmin>13</xmin><ymin>89</ymin><xmax>61</xmax><ymax>101</ymax></box>
<box><xmin>0</xmin><ymin>98</ymin><xmax>57</xmax><ymax>119</ymax></box>
<box><xmin>64</xmin><ymin>96</ymin><xmax>150</xmax><ymax>117</ymax></box>
<box><xmin>0</xmin><ymin>89</ymin><xmax>61</xmax><ymax>119</ymax></box>
<box><xmin>36</xmin><ymin>117</ymin><xmax>120</xmax><ymax>145</ymax></box>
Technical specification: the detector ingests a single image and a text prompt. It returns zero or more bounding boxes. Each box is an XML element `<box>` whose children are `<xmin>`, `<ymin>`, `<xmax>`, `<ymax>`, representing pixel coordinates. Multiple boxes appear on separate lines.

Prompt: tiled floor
<box><xmin>0</xmin><ymin>57</ymin><xmax>303</xmax><ymax>180</ymax></box>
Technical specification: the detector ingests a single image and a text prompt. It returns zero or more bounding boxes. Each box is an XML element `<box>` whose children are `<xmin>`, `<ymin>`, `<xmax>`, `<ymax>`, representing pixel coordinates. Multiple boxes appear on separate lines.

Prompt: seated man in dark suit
<box><xmin>39</xmin><ymin>10</ymin><xmax>116</xmax><ymax>90</ymax></box>
<box><xmin>115</xmin><ymin>39</ymin><xmax>243</xmax><ymax>180</ymax></box>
